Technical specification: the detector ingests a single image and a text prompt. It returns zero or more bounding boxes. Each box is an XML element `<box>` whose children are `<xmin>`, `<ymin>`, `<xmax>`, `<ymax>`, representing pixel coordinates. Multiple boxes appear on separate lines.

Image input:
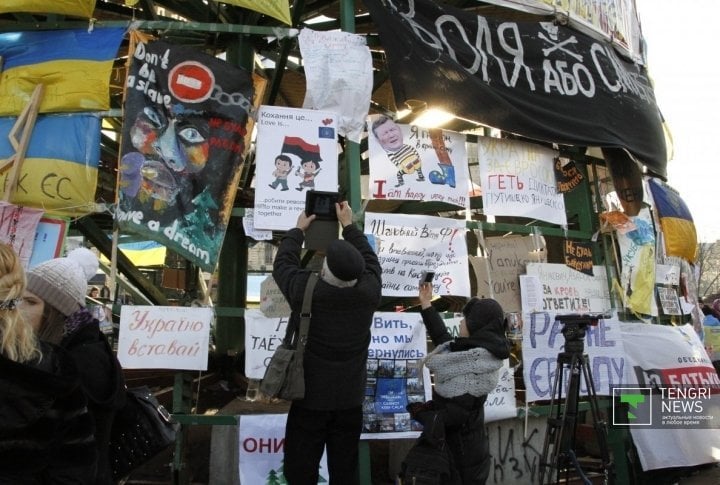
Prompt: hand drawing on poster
<box><xmin>367</xmin><ymin>115</ymin><xmax>469</xmax><ymax>207</ymax></box>
<box><xmin>364</xmin><ymin>212</ymin><xmax>470</xmax><ymax>297</ymax></box>
<box><xmin>253</xmin><ymin>106</ymin><xmax>338</xmax><ymax>231</ymax></box>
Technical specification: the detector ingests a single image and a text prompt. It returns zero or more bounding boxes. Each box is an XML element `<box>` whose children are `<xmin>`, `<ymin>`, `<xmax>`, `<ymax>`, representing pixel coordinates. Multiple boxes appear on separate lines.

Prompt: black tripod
<box><xmin>539</xmin><ymin>314</ymin><xmax>613</xmax><ymax>485</ymax></box>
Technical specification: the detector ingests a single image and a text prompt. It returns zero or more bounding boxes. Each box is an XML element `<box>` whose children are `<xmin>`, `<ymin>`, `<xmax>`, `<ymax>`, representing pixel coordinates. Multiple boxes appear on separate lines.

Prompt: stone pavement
<box><xmin>677</xmin><ymin>463</ymin><xmax>720</xmax><ymax>484</ymax></box>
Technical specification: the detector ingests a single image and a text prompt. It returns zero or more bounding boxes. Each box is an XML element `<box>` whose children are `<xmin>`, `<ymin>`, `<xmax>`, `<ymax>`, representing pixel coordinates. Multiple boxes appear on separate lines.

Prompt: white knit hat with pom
<box><xmin>26</xmin><ymin>247</ymin><xmax>99</xmax><ymax>317</ymax></box>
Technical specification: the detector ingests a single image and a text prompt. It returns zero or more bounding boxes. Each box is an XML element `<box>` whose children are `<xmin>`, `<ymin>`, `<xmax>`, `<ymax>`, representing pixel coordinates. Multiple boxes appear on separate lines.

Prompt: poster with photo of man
<box><xmin>367</xmin><ymin>114</ymin><xmax>469</xmax><ymax>207</ymax></box>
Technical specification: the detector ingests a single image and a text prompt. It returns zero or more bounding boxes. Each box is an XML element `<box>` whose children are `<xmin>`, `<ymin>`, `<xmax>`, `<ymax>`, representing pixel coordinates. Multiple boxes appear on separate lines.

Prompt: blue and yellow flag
<box><xmin>647</xmin><ymin>178</ymin><xmax>697</xmax><ymax>263</ymax></box>
<box><xmin>218</xmin><ymin>0</ymin><xmax>291</xmax><ymax>25</ymax></box>
<box><xmin>0</xmin><ymin>28</ymin><xmax>125</xmax><ymax>116</ymax></box>
<box><xmin>0</xmin><ymin>114</ymin><xmax>101</xmax><ymax>215</ymax></box>
<box><xmin>0</xmin><ymin>0</ymin><xmax>95</xmax><ymax>18</ymax></box>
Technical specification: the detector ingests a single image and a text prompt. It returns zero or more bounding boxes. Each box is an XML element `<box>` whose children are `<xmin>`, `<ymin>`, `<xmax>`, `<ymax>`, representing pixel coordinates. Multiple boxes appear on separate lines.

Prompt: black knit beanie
<box><xmin>457</xmin><ymin>297</ymin><xmax>510</xmax><ymax>359</ymax></box>
<box><xmin>325</xmin><ymin>240</ymin><xmax>365</xmax><ymax>281</ymax></box>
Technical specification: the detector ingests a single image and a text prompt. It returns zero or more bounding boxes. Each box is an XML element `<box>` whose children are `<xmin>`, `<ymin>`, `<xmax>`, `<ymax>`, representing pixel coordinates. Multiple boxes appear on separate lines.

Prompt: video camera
<box><xmin>555</xmin><ymin>313</ymin><xmax>611</xmax><ymax>353</ymax></box>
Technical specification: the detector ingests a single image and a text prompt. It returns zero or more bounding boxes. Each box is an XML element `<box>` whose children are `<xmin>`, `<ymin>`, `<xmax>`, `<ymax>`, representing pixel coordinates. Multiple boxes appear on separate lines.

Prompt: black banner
<box><xmin>117</xmin><ymin>40</ymin><xmax>254</xmax><ymax>272</ymax></box>
<box><xmin>363</xmin><ymin>0</ymin><xmax>667</xmax><ymax>178</ymax></box>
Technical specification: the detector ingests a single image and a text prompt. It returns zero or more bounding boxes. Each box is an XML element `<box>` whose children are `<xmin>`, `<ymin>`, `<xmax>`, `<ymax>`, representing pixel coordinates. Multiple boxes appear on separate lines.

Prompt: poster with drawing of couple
<box><xmin>254</xmin><ymin>106</ymin><xmax>339</xmax><ymax>231</ymax></box>
<box><xmin>366</xmin><ymin>114</ymin><xmax>469</xmax><ymax>208</ymax></box>
<box><xmin>365</xmin><ymin>212</ymin><xmax>470</xmax><ymax>297</ymax></box>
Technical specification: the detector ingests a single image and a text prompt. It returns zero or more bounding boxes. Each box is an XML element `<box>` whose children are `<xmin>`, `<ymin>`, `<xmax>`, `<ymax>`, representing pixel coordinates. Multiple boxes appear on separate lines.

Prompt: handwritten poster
<box><xmin>524</xmin><ymin>263</ymin><xmax>611</xmax><ymax>314</ymax></box>
<box><xmin>299</xmin><ymin>29</ymin><xmax>372</xmax><ymax>143</ymax></box>
<box><xmin>238</xmin><ymin>414</ymin><xmax>328</xmax><ymax>484</ymax></box>
<box><xmin>364</xmin><ymin>212</ymin><xmax>470</xmax><ymax>297</ymax></box>
<box><xmin>117</xmin><ymin>306</ymin><xmax>212</xmax><ymax>370</ymax></box>
<box><xmin>478</xmin><ymin>136</ymin><xmax>566</xmax><ymax>225</ymax></box>
<box><xmin>471</xmin><ymin>235</ymin><xmax>546</xmax><ymax>313</ymax></box>
<box><xmin>253</xmin><ymin>106</ymin><xmax>338</xmax><ymax>231</ymax></box>
<box><xmin>563</xmin><ymin>239</ymin><xmax>594</xmax><ymax>276</ymax></box>
<box><xmin>522</xmin><ymin>313</ymin><xmax>627</xmax><ymax>402</ymax></box>
<box><xmin>244</xmin><ymin>310</ymin><xmax>289</xmax><ymax>380</ymax></box>
<box><xmin>259</xmin><ymin>276</ymin><xmax>291</xmax><ymax>318</ymax></box>
<box><xmin>367</xmin><ymin>115</ymin><xmax>469</xmax><ymax>207</ymax></box>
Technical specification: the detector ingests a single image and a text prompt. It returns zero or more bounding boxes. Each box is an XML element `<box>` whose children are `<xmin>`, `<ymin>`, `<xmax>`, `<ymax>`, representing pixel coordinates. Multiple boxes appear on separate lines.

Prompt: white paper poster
<box><xmin>521</xmin><ymin>313</ymin><xmax>628</xmax><ymax>402</ymax></box>
<box><xmin>244</xmin><ymin>310</ymin><xmax>289</xmax><ymax>380</ymax></box>
<box><xmin>253</xmin><ymin>106</ymin><xmax>338</xmax><ymax>230</ymax></box>
<box><xmin>117</xmin><ymin>305</ymin><xmax>212</xmax><ymax>370</ymax></box>
<box><xmin>299</xmin><ymin>29</ymin><xmax>372</xmax><ymax>143</ymax></box>
<box><xmin>367</xmin><ymin>115</ymin><xmax>469</xmax><ymax>207</ymax></box>
<box><xmin>524</xmin><ymin>263</ymin><xmax>612</xmax><ymax>314</ymax></box>
<box><xmin>477</xmin><ymin>136</ymin><xmax>567</xmax><ymax>225</ymax></box>
<box><xmin>365</xmin><ymin>212</ymin><xmax>470</xmax><ymax>297</ymax></box>
<box><xmin>238</xmin><ymin>414</ymin><xmax>328</xmax><ymax>484</ymax></box>
<box><xmin>622</xmin><ymin>323</ymin><xmax>720</xmax><ymax>471</ymax></box>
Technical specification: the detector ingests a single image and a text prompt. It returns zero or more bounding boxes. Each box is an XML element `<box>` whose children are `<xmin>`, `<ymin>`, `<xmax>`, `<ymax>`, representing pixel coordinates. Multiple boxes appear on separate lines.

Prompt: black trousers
<box><xmin>283</xmin><ymin>403</ymin><xmax>363</xmax><ymax>485</ymax></box>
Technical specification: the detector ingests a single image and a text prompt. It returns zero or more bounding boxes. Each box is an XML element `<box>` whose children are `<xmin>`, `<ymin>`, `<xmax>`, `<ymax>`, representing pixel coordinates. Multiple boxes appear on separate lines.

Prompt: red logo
<box><xmin>168</xmin><ymin>61</ymin><xmax>215</xmax><ymax>103</ymax></box>
<box><xmin>322</xmin><ymin>118</ymin><xmax>333</xmax><ymax>126</ymax></box>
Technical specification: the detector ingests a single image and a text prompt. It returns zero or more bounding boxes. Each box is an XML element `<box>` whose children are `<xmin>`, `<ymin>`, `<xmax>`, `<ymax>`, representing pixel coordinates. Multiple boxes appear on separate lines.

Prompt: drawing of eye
<box><xmin>178</xmin><ymin>126</ymin><xmax>206</xmax><ymax>144</ymax></box>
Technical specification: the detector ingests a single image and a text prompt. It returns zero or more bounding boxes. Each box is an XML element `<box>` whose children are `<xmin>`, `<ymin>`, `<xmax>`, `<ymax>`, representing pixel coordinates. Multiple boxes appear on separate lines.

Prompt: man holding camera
<box><xmin>272</xmin><ymin>201</ymin><xmax>382</xmax><ymax>485</ymax></box>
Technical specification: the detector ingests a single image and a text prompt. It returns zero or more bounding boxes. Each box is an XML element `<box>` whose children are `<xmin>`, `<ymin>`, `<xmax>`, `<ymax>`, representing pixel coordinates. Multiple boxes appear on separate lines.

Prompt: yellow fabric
<box><xmin>218</xmin><ymin>0</ymin><xmax>291</xmax><ymax>25</ymax></box>
<box><xmin>0</xmin><ymin>59</ymin><xmax>114</xmax><ymax>116</ymax></box>
<box><xmin>100</xmin><ymin>246</ymin><xmax>167</xmax><ymax>267</ymax></box>
<box><xmin>0</xmin><ymin>157</ymin><xmax>97</xmax><ymax>216</ymax></box>
<box><xmin>660</xmin><ymin>217</ymin><xmax>698</xmax><ymax>263</ymax></box>
<box><xmin>626</xmin><ymin>245</ymin><xmax>655</xmax><ymax>315</ymax></box>
<box><xmin>0</xmin><ymin>0</ymin><xmax>94</xmax><ymax>17</ymax></box>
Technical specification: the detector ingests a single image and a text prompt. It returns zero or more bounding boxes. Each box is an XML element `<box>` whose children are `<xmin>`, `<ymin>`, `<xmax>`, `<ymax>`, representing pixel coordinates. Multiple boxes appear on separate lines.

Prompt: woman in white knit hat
<box><xmin>22</xmin><ymin>247</ymin><xmax>126</xmax><ymax>485</ymax></box>
<box><xmin>0</xmin><ymin>242</ymin><xmax>98</xmax><ymax>483</ymax></box>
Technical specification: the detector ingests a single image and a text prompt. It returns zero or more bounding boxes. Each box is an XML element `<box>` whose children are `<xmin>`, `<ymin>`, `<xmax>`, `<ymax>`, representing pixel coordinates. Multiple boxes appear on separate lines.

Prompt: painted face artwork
<box><xmin>130</xmin><ymin>106</ymin><xmax>210</xmax><ymax>173</ymax></box>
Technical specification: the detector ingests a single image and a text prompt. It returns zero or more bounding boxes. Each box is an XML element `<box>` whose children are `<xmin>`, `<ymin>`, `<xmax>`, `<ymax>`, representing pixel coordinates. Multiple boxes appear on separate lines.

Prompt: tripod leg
<box><xmin>540</xmin><ymin>357</ymin><xmax>567</xmax><ymax>485</ymax></box>
<box><xmin>581</xmin><ymin>358</ymin><xmax>613</xmax><ymax>483</ymax></box>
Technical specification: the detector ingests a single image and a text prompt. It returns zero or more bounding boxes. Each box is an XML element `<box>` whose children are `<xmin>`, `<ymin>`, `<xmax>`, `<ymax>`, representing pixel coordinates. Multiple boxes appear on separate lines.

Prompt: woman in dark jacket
<box><xmin>23</xmin><ymin>248</ymin><xmax>126</xmax><ymax>484</ymax></box>
<box><xmin>0</xmin><ymin>242</ymin><xmax>97</xmax><ymax>484</ymax></box>
<box><xmin>409</xmin><ymin>283</ymin><xmax>510</xmax><ymax>485</ymax></box>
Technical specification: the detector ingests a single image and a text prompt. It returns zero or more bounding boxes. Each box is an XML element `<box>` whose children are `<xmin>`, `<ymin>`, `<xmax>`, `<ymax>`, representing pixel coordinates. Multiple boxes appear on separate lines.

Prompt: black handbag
<box><xmin>109</xmin><ymin>386</ymin><xmax>179</xmax><ymax>480</ymax></box>
<box><xmin>259</xmin><ymin>273</ymin><xmax>318</xmax><ymax>400</ymax></box>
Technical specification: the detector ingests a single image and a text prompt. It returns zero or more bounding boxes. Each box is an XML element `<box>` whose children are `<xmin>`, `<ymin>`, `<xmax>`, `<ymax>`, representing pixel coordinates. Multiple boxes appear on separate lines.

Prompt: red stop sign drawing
<box><xmin>169</xmin><ymin>61</ymin><xmax>215</xmax><ymax>103</ymax></box>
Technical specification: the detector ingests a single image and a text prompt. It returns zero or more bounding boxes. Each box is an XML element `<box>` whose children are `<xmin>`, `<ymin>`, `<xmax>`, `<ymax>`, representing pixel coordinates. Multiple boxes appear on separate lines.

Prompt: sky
<box><xmin>635</xmin><ymin>0</ymin><xmax>720</xmax><ymax>243</ymax></box>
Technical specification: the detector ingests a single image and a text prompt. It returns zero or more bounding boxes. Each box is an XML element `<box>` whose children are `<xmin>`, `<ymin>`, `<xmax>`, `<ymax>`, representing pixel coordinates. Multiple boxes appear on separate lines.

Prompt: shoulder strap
<box><xmin>295</xmin><ymin>273</ymin><xmax>318</xmax><ymax>359</ymax></box>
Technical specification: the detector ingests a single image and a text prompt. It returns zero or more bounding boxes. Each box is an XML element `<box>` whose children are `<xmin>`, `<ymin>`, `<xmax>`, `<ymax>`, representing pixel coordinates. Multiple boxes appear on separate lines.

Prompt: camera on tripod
<box><xmin>556</xmin><ymin>313</ymin><xmax>611</xmax><ymax>354</ymax></box>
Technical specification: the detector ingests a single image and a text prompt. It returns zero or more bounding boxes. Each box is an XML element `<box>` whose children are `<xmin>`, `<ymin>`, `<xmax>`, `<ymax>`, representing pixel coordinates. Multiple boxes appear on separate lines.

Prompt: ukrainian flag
<box><xmin>100</xmin><ymin>241</ymin><xmax>167</xmax><ymax>267</ymax></box>
<box><xmin>0</xmin><ymin>114</ymin><xmax>100</xmax><ymax>215</ymax></box>
<box><xmin>647</xmin><ymin>178</ymin><xmax>698</xmax><ymax>263</ymax></box>
<box><xmin>0</xmin><ymin>0</ymin><xmax>95</xmax><ymax>18</ymax></box>
<box><xmin>0</xmin><ymin>28</ymin><xmax>125</xmax><ymax>116</ymax></box>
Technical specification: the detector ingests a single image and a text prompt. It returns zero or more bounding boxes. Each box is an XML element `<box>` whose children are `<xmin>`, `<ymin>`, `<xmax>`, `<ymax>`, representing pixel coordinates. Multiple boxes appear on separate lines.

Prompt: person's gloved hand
<box><xmin>407</xmin><ymin>400</ymin><xmax>435</xmax><ymax>421</ymax></box>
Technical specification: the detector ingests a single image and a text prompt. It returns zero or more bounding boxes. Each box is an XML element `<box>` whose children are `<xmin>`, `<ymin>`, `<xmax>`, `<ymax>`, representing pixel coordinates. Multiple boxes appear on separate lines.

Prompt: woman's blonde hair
<box><xmin>0</xmin><ymin>243</ymin><xmax>40</xmax><ymax>362</ymax></box>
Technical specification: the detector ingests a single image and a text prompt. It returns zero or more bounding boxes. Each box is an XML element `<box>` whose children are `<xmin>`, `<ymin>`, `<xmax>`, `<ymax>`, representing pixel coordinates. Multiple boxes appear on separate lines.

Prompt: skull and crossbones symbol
<box><xmin>538</xmin><ymin>22</ymin><xmax>583</xmax><ymax>62</ymax></box>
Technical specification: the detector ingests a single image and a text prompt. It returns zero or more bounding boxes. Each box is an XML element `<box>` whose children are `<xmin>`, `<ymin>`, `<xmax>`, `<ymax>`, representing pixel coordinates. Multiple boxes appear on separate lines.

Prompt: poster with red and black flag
<box><xmin>117</xmin><ymin>38</ymin><xmax>254</xmax><ymax>272</ymax></box>
<box><xmin>362</xmin><ymin>0</ymin><xmax>667</xmax><ymax>178</ymax></box>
